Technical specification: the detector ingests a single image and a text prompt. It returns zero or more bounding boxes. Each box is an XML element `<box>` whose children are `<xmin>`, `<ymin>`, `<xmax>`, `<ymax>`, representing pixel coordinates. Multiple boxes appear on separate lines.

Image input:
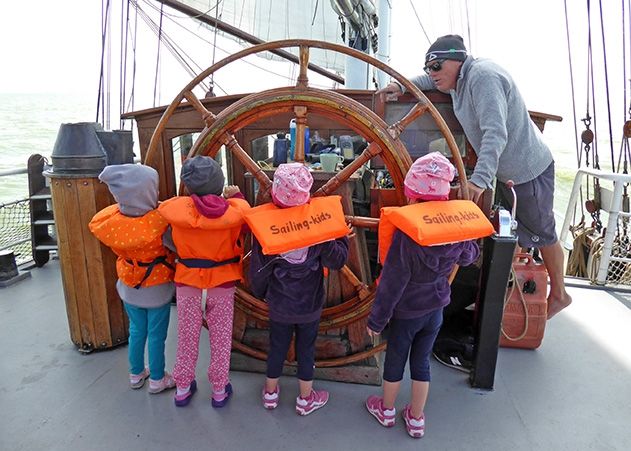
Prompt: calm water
<box><xmin>0</xmin><ymin>93</ymin><xmax>96</xmax><ymax>203</ymax></box>
<box><xmin>0</xmin><ymin>92</ymin><xmax>580</xmax><ymax>224</ymax></box>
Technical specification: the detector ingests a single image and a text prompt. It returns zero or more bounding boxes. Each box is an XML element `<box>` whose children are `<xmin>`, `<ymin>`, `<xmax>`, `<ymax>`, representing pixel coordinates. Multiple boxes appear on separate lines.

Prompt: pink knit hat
<box><xmin>271</xmin><ymin>163</ymin><xmax>313</xmax><ymax>207</ymax></box>
<box><xmin>404</xmin><ymin>152</ymin><xmax>456</xmax><ymax>201</ymax></box>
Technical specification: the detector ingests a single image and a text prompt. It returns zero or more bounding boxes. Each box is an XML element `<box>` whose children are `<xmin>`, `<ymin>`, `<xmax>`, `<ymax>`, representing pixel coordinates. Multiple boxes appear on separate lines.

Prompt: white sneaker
<box><xmin>262</xmin><ymin>386</ymin><xmax>280</xmax><ymax>410</ymax></box>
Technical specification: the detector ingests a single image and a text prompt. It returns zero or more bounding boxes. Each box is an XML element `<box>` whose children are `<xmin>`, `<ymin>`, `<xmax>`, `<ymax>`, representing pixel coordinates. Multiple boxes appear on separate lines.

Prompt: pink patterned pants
<box><xmin>173</xmin><ymin>284</ymin><xmax>235</xmax><ymax>391</ymax></box>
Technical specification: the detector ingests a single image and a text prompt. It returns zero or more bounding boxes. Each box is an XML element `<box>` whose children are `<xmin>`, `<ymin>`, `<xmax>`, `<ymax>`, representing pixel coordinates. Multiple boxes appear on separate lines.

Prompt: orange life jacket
<box><xmin>158</xmin><ymin>196</ymin><xmax>250</xmax><ymax>289</ymax></box>
<box><xmin>243</xmin><ymin>195</ymin><xmax>349</xmax><ymax>255</ymax></box>
<box><xmin>378</xmin><ymin>199</ymin><xmax>494</xmax><ymax>264</ymax></box>
<box><xmin>89</xmin><ymin>205</ymin><xmax>175</xmax><ymax>288</ymax></box>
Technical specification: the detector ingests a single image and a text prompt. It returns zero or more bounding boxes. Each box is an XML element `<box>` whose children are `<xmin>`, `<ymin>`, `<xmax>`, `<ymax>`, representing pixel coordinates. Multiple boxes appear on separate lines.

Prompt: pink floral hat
<box><xmin>404</xmin><ymin>152</ymin><xmax>456</xmax><ymax>201</ymax></box>
<box><xmin>271</xmin><ymin>163</ymin><xmax>313</xmax><ymax>207</ymax></box>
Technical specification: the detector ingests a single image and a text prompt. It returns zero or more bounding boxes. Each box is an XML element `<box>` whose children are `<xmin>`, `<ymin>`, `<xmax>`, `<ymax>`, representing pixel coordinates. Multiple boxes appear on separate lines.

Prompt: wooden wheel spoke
<box><xmin>387</xmin><ymin>102</ymin><xmax>429</xmax><ymax>138</ymax></box>
<box><xmin>296</xmin><ymin>45</ymin><xmax>309</xmax><ymax>88</ymax></box>
<box><xmin>339</xmin><ymin>265</ymin><xmax>370</xmax><ymax>300</ymax></box>
<box><xmin>314</xmin><ymin>142</ymin><xmax>382</xmax><ymax>196</ymax></box>
<box><xmin>221</xmin><ymin>135</ymin><xmax>272</xmax><ymax>192</ymax></box>
<box><xmin>293</xmin><ymin>106</ymin><xmax>308</xmax><ymax>162</ymax></box>
<box><xmin>183</xmin><ymin>90</ymin><xmax>216</xmax><ymax>127</ymax></box>
<box><xmin>345</xmin><ymin>214</ymin><xmax>379</xmax><ymax>229</ymax></box>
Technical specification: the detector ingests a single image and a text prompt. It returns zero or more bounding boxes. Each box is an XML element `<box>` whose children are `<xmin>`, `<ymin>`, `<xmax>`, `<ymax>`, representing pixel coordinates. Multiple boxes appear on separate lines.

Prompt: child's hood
<box><xmin>98</xmin><ymin>164</ymin><xmax>159</xmax><ymax>217</ymax></box>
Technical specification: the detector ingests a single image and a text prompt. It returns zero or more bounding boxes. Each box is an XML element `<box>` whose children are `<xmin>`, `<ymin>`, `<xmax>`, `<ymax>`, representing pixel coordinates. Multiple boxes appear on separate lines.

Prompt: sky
<box><xmin>0</xmin><ymin>0</ymin><xmax>628</xmax><ymax>165</ymax></box>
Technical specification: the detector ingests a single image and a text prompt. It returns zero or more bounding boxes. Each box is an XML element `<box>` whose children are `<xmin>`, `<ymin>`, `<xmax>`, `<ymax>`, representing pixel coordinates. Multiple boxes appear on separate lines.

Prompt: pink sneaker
<box><xmin>148</xmin><ymin>371</ymin><xmax>176</xmax><ymax>394</ymax></box>
<box><xmin>295</xmin><ymin>389</ymin><xmax>329</xmax><ymax>416</ymax></box>
<box><xmin>262</xmin><ymin>386</ymin><xmax>280</xmax><ymax>410</ymax></box>
<box><xmin>402</xmin><ymin>405</ymin><xmax>425</xmax><ymax>438</ymax></box>
<box><xmin>365</xmin><ymin>395</ymin><xmax>396</xmax><ymax>427</ymax></box>
<box><xmin>129</xmin><ymin>368</ymin><xmax>150</xmax><ymax>389</ymax></box>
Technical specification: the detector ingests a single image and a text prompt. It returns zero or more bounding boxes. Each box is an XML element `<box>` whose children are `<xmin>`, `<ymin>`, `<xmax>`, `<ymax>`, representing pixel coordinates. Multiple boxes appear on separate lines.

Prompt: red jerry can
<box><xmin>499</xmin><ymin>253</ymin><xmax>548</xmax><ymax>349</ymax></box>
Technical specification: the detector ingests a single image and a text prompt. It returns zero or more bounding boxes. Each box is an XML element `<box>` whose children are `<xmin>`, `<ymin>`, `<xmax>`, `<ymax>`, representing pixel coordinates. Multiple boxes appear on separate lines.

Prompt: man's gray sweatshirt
<box><xmin>406</xmin><ymin>56</ymin><xmax>554</xmax><ymax>188</ymax></box>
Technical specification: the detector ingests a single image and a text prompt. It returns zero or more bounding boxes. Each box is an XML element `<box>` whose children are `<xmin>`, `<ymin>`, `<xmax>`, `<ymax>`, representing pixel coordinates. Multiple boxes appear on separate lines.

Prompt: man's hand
<box><xmin>366</xmin><ymin>326</ymin><xmax>380</xmax><ymax>338</ymax></box>
<box><xmin>375</xmin><ymin>82</ymin><xmax>402</xmax><ymax>100</ymax></box>
<box><xmin>223</xmin><ymin>185</ymin><xmax>240</xmax><ymax>198</ymax></box>
<box><xmin>463</xmin><ymin>182</ymin><xmax>485</xmax><ymax>204</ymax></box>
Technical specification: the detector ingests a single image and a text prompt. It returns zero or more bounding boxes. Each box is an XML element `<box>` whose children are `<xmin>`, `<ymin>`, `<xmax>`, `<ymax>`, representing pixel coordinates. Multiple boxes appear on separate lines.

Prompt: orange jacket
<box><xmin>158</xmin><ymin>196</ymin><xmax>250</xmax><ymax>289</ymax></box>
<box><xmin>89</xmin><ymin>205</ymin><xmax>175</xmax><ymax>288</ymax></box>
<box><xmin>243</xmin><ymin>195</ymin><xmax>349</xmax><ymax>255</ymax></box>
<box><xmin>379</xmin><ymin>200</ymin><xmax>494</xmax><ymax>264</ymax></box>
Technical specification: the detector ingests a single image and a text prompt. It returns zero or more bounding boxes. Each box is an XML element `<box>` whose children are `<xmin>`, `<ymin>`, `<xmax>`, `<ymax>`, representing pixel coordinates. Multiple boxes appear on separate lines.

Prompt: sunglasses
<box><xmin>424</xmin><ymin>59</ymin><xmax>445</xmax><ymax>74</ymax></box>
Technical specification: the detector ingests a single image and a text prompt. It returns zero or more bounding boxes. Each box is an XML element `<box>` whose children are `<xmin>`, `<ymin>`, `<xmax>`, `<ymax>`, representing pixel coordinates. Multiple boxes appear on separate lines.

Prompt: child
<box><xmin>248</xmin><ymin>163</ymin><xmax>349</xmax><ymax>416</ymax></box>
<box><xmin>365</xmin><ymin>152</ymin><xmax>480</xmax><ymax>438</ymax></box>
<box><xmin>158</xmin><ymin>155</ymin><xmax>250</xmax><ymax>408</ymax></box>
<box><xmin>89</xmin><ymin>164</ymin><xmax>176</xmax><ymax>394</ymax></box>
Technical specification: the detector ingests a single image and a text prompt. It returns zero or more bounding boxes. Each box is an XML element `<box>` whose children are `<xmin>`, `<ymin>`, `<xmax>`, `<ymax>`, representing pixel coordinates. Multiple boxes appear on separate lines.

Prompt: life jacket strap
<box><xmin>178</xmin><ymin>256</ymin><xmax>240</xmax><ymax>269</ymax></box>
<box><xmin>125</xmin><ymin>255</ymin><xmax>174</xmax><ymax>289</ymax></box>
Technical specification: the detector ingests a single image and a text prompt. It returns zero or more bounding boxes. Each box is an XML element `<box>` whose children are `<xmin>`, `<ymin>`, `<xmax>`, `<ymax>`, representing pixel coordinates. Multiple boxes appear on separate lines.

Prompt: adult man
<box><xmin>379</xmin><ymin>34</ymin><xmax>571</xmax><ymax>319</ymax></box>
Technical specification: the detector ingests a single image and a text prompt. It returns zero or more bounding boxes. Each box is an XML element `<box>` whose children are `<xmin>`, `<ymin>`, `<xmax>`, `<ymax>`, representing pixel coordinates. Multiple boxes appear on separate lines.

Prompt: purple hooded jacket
<box><xmin>368</xmin><ymin>230</ymin><xmax>479</xmax><ymax>333</ymax></box>
<box><xmin>249</xmin><ymin>237</ymin><xmax>349</xmax><ymax>324</ymax></box>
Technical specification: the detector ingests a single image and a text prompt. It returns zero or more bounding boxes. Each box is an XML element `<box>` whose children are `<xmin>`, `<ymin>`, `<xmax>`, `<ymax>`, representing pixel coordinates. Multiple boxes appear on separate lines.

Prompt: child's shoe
<box><xmin>148</xmin><ymin>371</ymin><xmax>176</xmax><ymax>394</ymax></box>
<box><xmin>211</xmin><ymin>383</ymin><xmax>233</xmax><ymax>408</ymax></box>
<box><xmin>365</xmin><ymin>395</ymin><xmax>396</xmax><ymax>427</ymax></box>
<box><xmin>402</xmin><ymin>405</ymin><xmax>425</xmax><ymax>438</ymax></box>
<box><xmin>262</xmin><ymin>386</ymin><xmax>280</xmax><ymax>410</ymax></box>
<box><xmin>129</xmin><ymin>368</ymin><xmax>150</xmax><ymax>389</ymax></box>
<box><xmin>295</xmin><ymin>389</ymin><xmax>329</xmax><ymax>416</ymax></box>
<box><xmin>174</xmin><ymin>380</ymin><xmax>197</xmax><ymax>407</ymax></box>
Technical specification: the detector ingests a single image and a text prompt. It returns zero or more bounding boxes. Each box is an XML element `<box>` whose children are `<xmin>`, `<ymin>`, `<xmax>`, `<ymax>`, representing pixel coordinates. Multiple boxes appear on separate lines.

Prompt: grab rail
<box><xmin>560</xmin><ymin>168</ymin><xmax>631</xmax><ymax>285</ymax></box>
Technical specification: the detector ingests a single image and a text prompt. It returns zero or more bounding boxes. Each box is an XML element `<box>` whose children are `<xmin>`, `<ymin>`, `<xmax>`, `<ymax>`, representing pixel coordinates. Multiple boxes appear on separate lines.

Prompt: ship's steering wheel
<box><xmin>144</xmin><ymin>39</ymin><xmax>468</xmax><ymax>368</ymax></box>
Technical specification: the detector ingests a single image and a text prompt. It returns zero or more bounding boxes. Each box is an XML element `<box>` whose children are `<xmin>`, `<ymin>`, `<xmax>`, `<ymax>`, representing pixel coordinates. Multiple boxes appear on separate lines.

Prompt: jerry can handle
<box><xmin>513</xmin><ymin>252</ymin><xmax>534</xmax><ymax>265</ymax></box>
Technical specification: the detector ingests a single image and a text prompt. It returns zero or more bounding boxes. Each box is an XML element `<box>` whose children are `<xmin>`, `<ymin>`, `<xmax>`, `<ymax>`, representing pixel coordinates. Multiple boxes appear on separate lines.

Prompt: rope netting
<box><xmin>566</xmin><ymin>211</ymin><xmax>631</xmax><ymax>285</ymax></box>
<box><xmin>0</xmin><ymin>199</ymin><xmax>33</xmax><ymax>265</ymax></box>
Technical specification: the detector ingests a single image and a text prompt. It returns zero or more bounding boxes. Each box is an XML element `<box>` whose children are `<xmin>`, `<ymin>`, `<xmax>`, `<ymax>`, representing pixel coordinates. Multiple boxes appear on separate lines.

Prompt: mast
<box><xmin>375</xmin><ymin>0</ymin><xmax>391</xmax><ymax>88</ymax></box>
<box><xmin>331</xmin><ymin>0</ymin><xmax>380</xmax><ymax>88</ymax></box>
<box><xmin>155</xmin><ymin>0</ymin><xmax>344</xmax><ymax>85</ymax></box>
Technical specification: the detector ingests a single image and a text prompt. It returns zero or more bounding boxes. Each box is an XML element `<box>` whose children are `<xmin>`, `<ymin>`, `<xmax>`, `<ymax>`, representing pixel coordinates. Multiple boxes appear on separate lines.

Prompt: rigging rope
<box><xmin>408</xmin><ymin>0</ymin><xmax>431</xmax><ymax>45</ymax></box>
<box><xmin>208</xmin><ymin>0</ymin><xmax>223</xmax><ymax>96</ymax></box>
<box><xmin>120</xmin><ymin>0</ymin><xmax>130</xmax><ymax>130</ymax></box>
<box><xmin>464</xmin><ymin>0</ymin><xmax>472</xmax><ymax>52</ymax></box>
<box><xmin>598</xmin><ymin>0</ymin><xmax>617</xmax><ymax>169</ymax></box>
<box><xmin>134</xmin><ymin>2</ymin><xmax>217</xmax><ymax>93</ymax></box>
<box><xmin>127</xmin><ymin>6</ymin><xmax>139</xmax><ymax>113</ymax></box>
<box><xmin>564</xmin><ymin>0</ymin><xmax>586</xmax><ymax>227</ymax></box>
<box><xmin>152</xmin><ymin>2</ymin><xmax>164</xmax><ymax>107</ymax></box>
<box><xmin>97</xmin><ymin>0</ymin><xmax>112</xmax><ymax>127</ymax></box>
<box><xmin>144</xmin><ymin>0</ymin><xmax>305</xmax><ymax>85</ymax></box>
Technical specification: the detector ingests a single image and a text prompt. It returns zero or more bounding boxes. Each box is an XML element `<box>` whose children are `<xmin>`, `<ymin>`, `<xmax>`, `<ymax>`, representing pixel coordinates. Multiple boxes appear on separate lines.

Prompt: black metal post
<box><xmin>469</xmin><ymin>234</ymin><xmax>517</xmax><ymax>389</ymax></box>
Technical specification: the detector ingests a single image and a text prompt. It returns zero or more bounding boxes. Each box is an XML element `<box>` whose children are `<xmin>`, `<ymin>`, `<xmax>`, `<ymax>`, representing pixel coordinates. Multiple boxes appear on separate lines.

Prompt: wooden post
<box><xmin>46</xmin><ymin>174</ymin><xmax>127</xmax><ymax>352</ymax></box>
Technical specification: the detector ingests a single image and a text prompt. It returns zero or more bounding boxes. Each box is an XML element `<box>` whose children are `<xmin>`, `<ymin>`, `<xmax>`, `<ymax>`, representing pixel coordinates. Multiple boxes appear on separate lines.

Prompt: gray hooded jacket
<box><xmin>405</xmin><ymin>56</ymin><xmax>554</xmax><ymax>188</ymax></box>
<box><xmin>98</xmin><ymin>164</ymin><xmax>174</xmax><ymax>308</ymax></box>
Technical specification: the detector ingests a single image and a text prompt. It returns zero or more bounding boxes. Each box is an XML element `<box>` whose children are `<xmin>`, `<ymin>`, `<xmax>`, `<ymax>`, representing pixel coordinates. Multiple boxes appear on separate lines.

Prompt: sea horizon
<box><xmin>0</xmin><ymin>91</ymin><xmax>582</xmax><ymax>230</ymax></box>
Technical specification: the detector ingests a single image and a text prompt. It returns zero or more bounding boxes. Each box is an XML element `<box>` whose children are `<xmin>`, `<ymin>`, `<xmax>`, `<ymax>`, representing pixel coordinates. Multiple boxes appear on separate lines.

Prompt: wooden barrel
<box><xmin>47</xmin><ymin>174</ymin><xmax>127</xmax><ymax>352</ymax></box>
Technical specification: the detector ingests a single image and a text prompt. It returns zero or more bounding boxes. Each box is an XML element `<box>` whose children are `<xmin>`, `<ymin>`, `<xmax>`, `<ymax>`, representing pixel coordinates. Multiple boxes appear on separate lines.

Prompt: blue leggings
<box><xmin>266</xmin><ymin>319</ymin><xmax>319</xmax><ymax>381</ymax></box>
<box><xmin>124</xmin><ymin>302</ymin><xmax>171</xmax><ymax>380</ymax></box>
<box><xmin>383</xmin><ymin>309</ymin><xmax>443</xmax><ymax>383</ymax></box>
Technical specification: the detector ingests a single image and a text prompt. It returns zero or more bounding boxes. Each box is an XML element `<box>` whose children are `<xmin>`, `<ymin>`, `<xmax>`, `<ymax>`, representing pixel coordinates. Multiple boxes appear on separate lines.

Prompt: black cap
<box><xmin>425</xmin><ymin>34</ymin><xmax>467</xmax><ymax>64</ymax></box>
